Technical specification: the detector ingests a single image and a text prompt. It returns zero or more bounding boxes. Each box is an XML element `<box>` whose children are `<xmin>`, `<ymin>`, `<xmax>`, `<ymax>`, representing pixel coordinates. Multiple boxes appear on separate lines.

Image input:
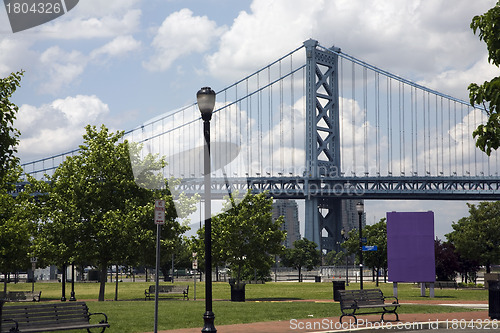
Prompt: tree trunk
<box><xmin>98</xmin><ymin>265</ymin><xmax>107</xmax><ymax>301</ymax></box>
<box><xmin>298</xmin><ymin>267</ymin><xmax>302</xmax><ymax>282</ymax></box>
<box><xmin>375</xmin><ymin>268</ymin><xmax>379</xmax><ymax>287</ymax></box>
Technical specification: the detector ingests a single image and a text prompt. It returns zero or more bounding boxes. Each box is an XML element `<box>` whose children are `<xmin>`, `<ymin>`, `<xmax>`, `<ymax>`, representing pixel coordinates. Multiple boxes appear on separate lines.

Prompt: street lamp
<box><xmin>197</xmin><ymin>86</ymin><xmax>216</xmax><ymax>333</ymax></box>
<box><xmin>341</xmin><ymin>229</ymin><xmax>348</xmax><ymax>286</ymax></box>
<box><xmin>356</xmin><ymin>201</ymin><xmax>364</xmax><ymax>290</ymax></box>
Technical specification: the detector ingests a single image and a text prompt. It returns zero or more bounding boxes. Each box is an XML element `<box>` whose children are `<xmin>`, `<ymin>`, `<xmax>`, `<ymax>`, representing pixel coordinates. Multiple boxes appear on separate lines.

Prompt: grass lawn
<box><xmin>3</xmin><ymin>281</ymin><xmax>487</xmax><ymax>332</ymax></box>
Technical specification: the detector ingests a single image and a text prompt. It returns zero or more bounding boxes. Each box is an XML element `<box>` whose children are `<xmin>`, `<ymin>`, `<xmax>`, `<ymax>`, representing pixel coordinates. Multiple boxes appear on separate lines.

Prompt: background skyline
<box><xmin>1</xmin><ymin>0</ymin><xmax>498</xmax><ymax>240</ymax></box>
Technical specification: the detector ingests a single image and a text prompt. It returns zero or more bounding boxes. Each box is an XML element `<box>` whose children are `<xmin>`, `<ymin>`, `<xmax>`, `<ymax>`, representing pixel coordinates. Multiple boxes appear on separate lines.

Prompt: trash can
<box><xmin>489</xmin><ymin>280</ymin><xmax>500</xmax><ymax>319</ymax></box>
<box><xmin>333</xmin><ymin>280</ymin><xmax>345</xmax><ymax>301</ymax></box>
<box><xmin>315</xmin><ymin>276</ymin><xmax>321</xmax><ymax>283</ymax></box>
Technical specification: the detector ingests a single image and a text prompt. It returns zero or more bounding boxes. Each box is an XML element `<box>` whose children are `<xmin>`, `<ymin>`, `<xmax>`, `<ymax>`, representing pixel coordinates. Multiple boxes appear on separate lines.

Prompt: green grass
<box><xmin>3</xmin><ymin>281</ymin><xmax>487</xmax><ymax>332</ymax></box>
<box><xmin>7</xmin><ymin>280</ymin><xmax>487</xmax><ymax>301</ymax></box>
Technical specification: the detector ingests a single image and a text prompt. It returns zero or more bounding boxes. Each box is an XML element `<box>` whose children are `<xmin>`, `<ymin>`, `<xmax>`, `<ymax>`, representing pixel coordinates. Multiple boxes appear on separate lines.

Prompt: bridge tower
<box><xmin>304</xmin><ymin>39</ymin><xmax>343</xmax><ymax>252</ymax></box>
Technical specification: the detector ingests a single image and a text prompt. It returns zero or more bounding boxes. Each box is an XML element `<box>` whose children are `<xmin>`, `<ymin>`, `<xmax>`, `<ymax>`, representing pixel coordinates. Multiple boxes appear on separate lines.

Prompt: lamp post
<box><xmin>341</xmin><ymin>229</ymin><xmax>348</xmax><ymax>286</ymax></box>
<box><xmin>356</xmin><ymin>201</ymin><xmax>364</xmax><ymax>290</ymax></box>
<box><xmin>197</xmin><ymin>86</ymin><xmax>216</xmax><ymax>333</ymax></box>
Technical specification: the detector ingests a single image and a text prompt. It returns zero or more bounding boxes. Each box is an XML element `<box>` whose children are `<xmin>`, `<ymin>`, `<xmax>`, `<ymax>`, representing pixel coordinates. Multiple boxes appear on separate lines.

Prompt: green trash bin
<box><xmin>489</xmin><ymin>280</ymin><xmax>500</xmax><ymax>319</ymax></box>
<box><xmin>333</xmin><ymin>280</ymin><xmax>345</xmax><ymax>301</ymax></box>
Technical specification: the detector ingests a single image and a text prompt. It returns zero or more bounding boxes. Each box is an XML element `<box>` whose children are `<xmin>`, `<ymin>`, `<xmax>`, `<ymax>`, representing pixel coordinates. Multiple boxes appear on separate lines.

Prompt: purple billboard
<box><xmin>387</xmin><ymin>211</ymin><xmax>435</xmax><ymax>282</ymax></box>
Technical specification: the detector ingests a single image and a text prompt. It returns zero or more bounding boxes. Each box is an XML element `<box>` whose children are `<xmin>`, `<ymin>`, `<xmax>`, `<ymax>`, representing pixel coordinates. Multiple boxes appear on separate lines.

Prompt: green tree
<box><xmin>323</xmin><ymin>249</ymin><xmax>346</xmax><ymax>266</ymax></box>
<box><xmin>434</xmin><ymin>239</ymin><xmax>459</xmax><ymax>281</ymax></box>
<box><xmin>0</xmin><ymin>71</ymin><xmax>23</xmax><ymax>184</ymax></box>
<box><xmin>282</xmin><ymin>238</ymin><xmax>321</xmax><ymax>282</ymax></box>
<box><xmin>342</xmin><ymin>218</ymin><xmax>388</xmax><ymax>286</ymax></box>
<box><xmin>194</xmin><ymin>191</ymin><xmax>286</xmax><ymax>285</ymax></box>
<box><xmin>0</xmin><ymin>71</ymin><xmax>32</xmax><ymax>292</ymax></box>
<box><xmin>34</xmin><ymin>125</ymin><xmax>191</xmax><ymax>301</ymax></box>
<box><xmin>468</xmin><ymin>1</ymin><xmax>500</xmax><ymax>155</ymax></box>
<box><xmin>447</xmin><ymin>202</ymin><xmax>500</xmax><ymax>273</ymax></box>
<box><xmin>0</xmin><ymin>190</ymin><xmax>33</xmax><ymax>292</ymax></box>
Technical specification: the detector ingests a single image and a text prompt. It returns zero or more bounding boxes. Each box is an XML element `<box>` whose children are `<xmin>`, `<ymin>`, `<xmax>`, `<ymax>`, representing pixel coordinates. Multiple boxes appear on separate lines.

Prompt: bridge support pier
<box><xmin>305</xmin><ymin>197</ymin><xmax>343</xmax><ymax>254</ymax></box>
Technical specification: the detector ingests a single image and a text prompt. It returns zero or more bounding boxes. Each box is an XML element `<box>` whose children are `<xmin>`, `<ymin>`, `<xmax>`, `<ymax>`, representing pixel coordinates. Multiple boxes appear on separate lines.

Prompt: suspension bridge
<box><xmin>18</xmin><ymin>39</ymin><xmax>500</xmax><ymax>252</ymax></box>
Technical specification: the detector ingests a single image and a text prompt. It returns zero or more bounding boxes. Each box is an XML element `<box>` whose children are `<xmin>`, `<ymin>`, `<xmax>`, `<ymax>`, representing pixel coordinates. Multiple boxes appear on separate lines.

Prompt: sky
<box><xmin>1</xmin><ymin>0</ymin><xmax>498</xmax><ymax>240</ymax></box>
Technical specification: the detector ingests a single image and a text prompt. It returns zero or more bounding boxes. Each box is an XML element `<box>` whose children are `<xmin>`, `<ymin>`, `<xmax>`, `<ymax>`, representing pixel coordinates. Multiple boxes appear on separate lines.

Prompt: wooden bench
<box><xmin>144</xmin><ymin>285</ymin><xmax>189</xmax><ymax>301</ymax></box>
<box><xmin>425</xmin><ymin>281</ymin><xmax>458</xmax><ymax>289</ymax></box>
<box><xmin>1</xmin><ymin>291</ymin><xmax>41</xmax><ymax>302</ymax></box>
<box><xmin>338</xmin><ymin>289</ymin><xmax>400</xmax><ymax>324</ymax></box>
<box><xmin>1</xmin><ymin>301</ymin><xmax>109</xmax><ymax>333</ymax></box>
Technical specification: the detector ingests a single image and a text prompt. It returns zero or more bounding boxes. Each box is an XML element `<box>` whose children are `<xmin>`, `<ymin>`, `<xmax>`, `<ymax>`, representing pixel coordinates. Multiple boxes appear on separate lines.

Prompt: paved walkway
<box><xmin>152</xmin><ymin>300</ymin><xmax>491</xmax><ymax>333</ymax></box>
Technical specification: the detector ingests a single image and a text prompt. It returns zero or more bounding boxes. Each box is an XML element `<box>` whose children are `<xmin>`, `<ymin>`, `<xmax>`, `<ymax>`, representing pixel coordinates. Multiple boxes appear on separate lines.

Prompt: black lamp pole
<box><xmin>61</xmin><ymin>263</ymin><xmax>66</xmax><ymax>301</ymax></box>
<box><xmin>197</xmin><ymin>87</ymin><xmax>216</xmax><ymax>333</ymax></box>
<box><xmin>356</xmin><ymin>201</ymin><xmax>364</xmax><ymax>290</ymax></box>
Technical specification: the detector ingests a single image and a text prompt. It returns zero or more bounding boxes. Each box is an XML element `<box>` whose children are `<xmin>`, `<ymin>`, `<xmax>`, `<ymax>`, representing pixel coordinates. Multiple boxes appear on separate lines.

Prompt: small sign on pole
<box><xmin>154</xmin><ymin>200</ymin><xmax>165</xmax><ymax>225</ymax></box>
<box><xmin>153</xmin><ymin>199</ymin><xmax>165</xmax><ymax>333</ymax></box>
<box><xmin>362</xmin><ymin>245</ymin><xmax>378</xmax><ymax>251</ymax></box>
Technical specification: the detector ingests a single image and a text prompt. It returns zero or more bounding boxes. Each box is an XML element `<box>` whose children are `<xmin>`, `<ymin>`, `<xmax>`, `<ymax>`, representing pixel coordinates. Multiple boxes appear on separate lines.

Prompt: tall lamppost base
<box><xmin>202</xmin><ymin>311</ymin><xmax>216</xmax><ymax>332</ymax></box>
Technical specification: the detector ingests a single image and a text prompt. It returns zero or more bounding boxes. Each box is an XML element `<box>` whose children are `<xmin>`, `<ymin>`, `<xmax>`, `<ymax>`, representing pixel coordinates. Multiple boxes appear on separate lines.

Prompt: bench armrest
<box><xmin>2</xmin><ymin>318</ymin><xmax>19</xmax><ymax>332</ymax></box>
<box><xmin>89</xmin><ymin>312</ymin><xmax>109</xmax><ymax>324</ymax></box>
<box><xmin>383</xmin><ymin>295</ymin><xmax>399</xmax><ymax>304</ymax></box>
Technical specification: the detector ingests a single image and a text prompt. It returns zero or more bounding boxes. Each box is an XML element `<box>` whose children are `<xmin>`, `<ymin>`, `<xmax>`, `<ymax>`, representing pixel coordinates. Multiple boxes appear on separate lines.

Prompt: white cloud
<box><xmin>38</xmin><ymin>46</ymin><xmax>87</xmax><ymax>94</ymax></box>
<box><xmin>90</xmin><ymin>35</ymin><xmax>141</xmax><ymax>59</ymax></box>
<box><xmin>17</xmin><ymin>95</ymin><xmax>109</xmax><ymax>159</ymax></box>
<box><xmin>39</xmin><ymin>9</ymin><xmax>142</xmax><ymax>39</ymax></box>
<box><xmin>206</xmin><ymin>0</ymin><xmax>324</xmax><ymax>80</ymax></box>
<box><xmin>143</xmin><ymin>8</ymin><xmax>226</xmax><ymax>72</ymax></box>
<box><xmin>0</xmin><ymin>38</ymin><xmax>37</xmax><ymax>77</ymax></box>
<box><xmin>206</xmin><ymin>0</ymin><xmax>494</xmax><ymax>88</ymax></box>
<box><xmin>418</xmin><ymin>55</ymin><xmax>499</xmax><ymax>101</ymax></box>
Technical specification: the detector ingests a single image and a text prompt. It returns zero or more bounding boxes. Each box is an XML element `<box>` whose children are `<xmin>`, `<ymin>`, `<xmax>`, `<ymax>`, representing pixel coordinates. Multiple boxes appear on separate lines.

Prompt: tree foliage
<box><xmin>468</xmin><ymin>1</ymin><xmax>500</xmax><ymax>155</ymax></box>
<box><xmin>0</xmin><ymin>71</ymin><xmax>23</xmax><ymax>185</ymax></box>
<box><xmin>342</xmin><ymin>218</ymin><xmax>387</xmax><ymax>286</ymax></box>
<box><xmin>446</xmin><ymin>202</ymin><xmax>500</xmax><ymax>273</ymax></box>
<box><xmin>0</xmin><ymin>71</ymin><xmax>33</xmax><ymax>291</ymax></box>
<box><xmin>33</xmin><ymin>125</ymin><xmax>192</xmax><ymax>301</ymax></box>
<box><xmin>282</xmin><ymin>238</ymin><xmax>321</xmax><ymax>282</ymax></box>
<box><xmin>434</xmin><ymin>239</ymin><xmax>459</xmax><ymax>281</ymax></box>
<box><xmin>194</xmin><ymin>191</ymin><xmax>286</xmax><ymax>284</ymax></box>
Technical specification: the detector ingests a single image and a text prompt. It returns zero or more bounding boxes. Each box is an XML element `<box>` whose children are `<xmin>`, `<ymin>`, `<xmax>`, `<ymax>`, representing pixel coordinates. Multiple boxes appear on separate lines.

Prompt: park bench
<box><xmin>1</xmin><ymin>291</ymin><xmax>41</xmax><ymax>302</ymax></box>
<box><xmin>144</xmin><ymin>285</ymin><xmax>189</xmax><ymax>301</ymax></box>
<box><xmin>1</xmin><ymin>301</ymin><xmax>109</xmax><ymax>333</ymax></box>
<box><xmin>425</xmin><ymin>281</ymin><xmax>458</xmax><ymax>289</ymax></box>
<box><xmin>338</xmin><ymin>289</ymin><xmax>400</xmax><ymax>324</ymax></box>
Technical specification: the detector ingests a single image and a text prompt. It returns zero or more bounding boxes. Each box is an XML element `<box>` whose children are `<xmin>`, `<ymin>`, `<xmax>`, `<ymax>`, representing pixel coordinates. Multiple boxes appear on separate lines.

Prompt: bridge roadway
<box><xmin>12</xmin><ymin>175</ymin><xmax>500</xmax><ymax>200</ymax></box>
<box><xmin>174</xmin><ymin>175</ymin><xmax>500</xmax><ymax>200</ymax></box>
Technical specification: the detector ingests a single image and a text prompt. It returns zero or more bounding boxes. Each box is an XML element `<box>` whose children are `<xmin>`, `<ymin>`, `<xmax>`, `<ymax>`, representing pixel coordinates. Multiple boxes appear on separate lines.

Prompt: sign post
<box><xmin>30</xmin><ymin>257</ymin><xmax>37</xmax><ymax>292</ymax></box>
<box><xmin>154</xmin><ymin>199</ymin><xmax>165</xmax><ymax>333</ymax></box>
<box><xmin>192</xmin><ymin>252</ymin><xmax>197</xmax><ymax>301</ymax></box>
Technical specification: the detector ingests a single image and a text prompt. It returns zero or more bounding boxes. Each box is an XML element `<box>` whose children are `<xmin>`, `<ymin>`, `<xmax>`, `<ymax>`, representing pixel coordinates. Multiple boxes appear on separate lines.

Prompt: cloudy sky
<box><xmin>1</xmin><ymin>0</ymin><xmax>498</xmax><ymax>239</ymax></box>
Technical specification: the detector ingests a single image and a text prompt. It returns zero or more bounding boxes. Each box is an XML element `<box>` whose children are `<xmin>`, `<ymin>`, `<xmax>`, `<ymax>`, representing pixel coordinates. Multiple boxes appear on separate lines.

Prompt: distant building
<box><xmin>342</xmin><ymin>199</ymin><xmax>366</xmax><ymax>234</ymax></box>
<box><xmin>272</xmin><ymin>199</ymin><xmax>301</xmax><ymax>248</ymax></box>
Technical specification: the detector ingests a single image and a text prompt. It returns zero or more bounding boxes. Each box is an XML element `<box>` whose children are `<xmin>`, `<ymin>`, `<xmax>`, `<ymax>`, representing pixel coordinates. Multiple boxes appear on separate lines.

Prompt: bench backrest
<box><xmin>148</xmin><ymin>285</ymin><xmax>188</xmax><ymax>293</ymax></box>
<box><xmin>338</xmin><ymin>289</ymin><xmax>385</xmax><ymax>308</ymax></box>
<box><xmin>2</xmin><ymin>302</ymin><xmax>90</xmax><ymax>332</ymax></box>
<box><xmin>3</xmin><ymin>291</ymin><xmax>41</xmax><ymax>302</ymax></box>
<box><xmin>148</xmin><ymin>285</ymin><xmax>174</xmax><ymax>293</ymax></box>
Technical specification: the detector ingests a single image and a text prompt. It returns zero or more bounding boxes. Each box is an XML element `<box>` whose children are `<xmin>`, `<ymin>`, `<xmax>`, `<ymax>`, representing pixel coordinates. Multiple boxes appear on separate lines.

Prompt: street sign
<box><xmin>154</xmin><ymin>199</ymin><xmax>165</xmax><ymax>225</ymax></box>
<box><xmin>30</xmin><ymin>257</ymin><xmax>38</xmax><ymax>263</ymax></box>
<box><xmin>362</xmin><ymin>245</ymin><xmax>378</xmax><ymax>251</ymax></box>
<box><xmin>192</xmin><ymin>259</ymin><xmax>198</xmax><ymax>270</ymax></box>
